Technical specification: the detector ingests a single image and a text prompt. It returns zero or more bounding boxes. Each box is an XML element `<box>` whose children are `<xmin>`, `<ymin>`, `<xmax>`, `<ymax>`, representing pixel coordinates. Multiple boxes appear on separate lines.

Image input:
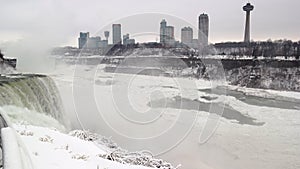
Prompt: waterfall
<box><xmin>0</xmin><ymin>74</ymin><xmax>66</xmax><ymax>126</ymax></box>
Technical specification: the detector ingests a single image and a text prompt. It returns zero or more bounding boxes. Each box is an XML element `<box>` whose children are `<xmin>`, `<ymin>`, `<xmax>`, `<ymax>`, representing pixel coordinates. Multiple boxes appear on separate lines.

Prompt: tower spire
<box><xmin>243</xmin><ymin>2</ymin><xmax>254</xmax><ymax>43</ymax></box>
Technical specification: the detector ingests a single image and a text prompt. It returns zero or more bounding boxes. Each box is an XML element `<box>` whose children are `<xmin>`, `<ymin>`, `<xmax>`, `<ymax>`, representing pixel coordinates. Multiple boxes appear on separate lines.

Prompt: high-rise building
<box><xmin>165</xmin><ymin>26</ymin><xmax>174</xmax><ymax>44</ymax></box>
<box><xmin>198</xmin><ymin>13</ymin><xmax>209</xmax><ymax>46</ymax></box>
<box><xmin>123</xmin><ymin>34</ymin><xmax>135</xmax><ymax>45</ymax></box>
<box><xmin>160</xmin><ymin>19</ymin><xmax>167</xmax><ymax>44</ymax></box>
<box><xmin>181</xmin><ymin>27</ymin><xmax>193</xmax><ymax>46</ymax></box>
<box><xmin>86</xmin><ymin>36</ymin><xmax>101</xmax><ymax>49</ymax></box>
<box><xmin>78</xmin><ymin>32</ymin><xmax>89</xmax><ymax>49</ymax></box>
<box><xmin>160</xmin><ymin>19</ymin><xmax>175</xmax><ymax>45</ymax></box>
<box><xmin>78</xmin><ymin>32</ymin><xmax>108</xmax><ymax>49</ymax></box>
<box><xmin>243</xmin><ymin>3</ymin><xmax>254</xmax><ymax>43</ymax></box>
<box><xmin>123</xmin><ymin>34</ymin><xmax>129</xmax><ymax>45</ymax></box>
<box><xmin>112</xmin><ymin>24</ymin><xmax>122</xmax><ymax>45</ymax></box>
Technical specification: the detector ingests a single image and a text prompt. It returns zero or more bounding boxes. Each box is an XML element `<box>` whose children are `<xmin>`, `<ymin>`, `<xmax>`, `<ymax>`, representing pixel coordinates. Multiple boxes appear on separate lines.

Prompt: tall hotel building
<box><xmin>181</xmin><ymin>27</ymin><xmax>193</xmax><ymax>46</ymax></box>
<box><xmin>198</xmin><ymin>13</ymin><xmax>209</xmax><ymax>46</ymax></box>
<box><xmin>78</xmin><ymin>32</ymin><xmax>89</xmax><ymax>49</ymax></box>
<box><xmin>112</xmin><ymin>24</ymin><xmax>122</xmax><ymax>45</ymax></box>
<box><xmin>160</xmin><ymin>19</ymin><xmax>175</xmax><ymax>45</ymax></box>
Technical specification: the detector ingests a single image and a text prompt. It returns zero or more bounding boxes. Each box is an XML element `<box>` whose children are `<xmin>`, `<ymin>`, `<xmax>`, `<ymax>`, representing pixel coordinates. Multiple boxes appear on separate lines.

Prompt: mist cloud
<box><xmin>0</xmin><ymin>0</ymin><xmax>299</xmax><ymax>71</ymax></box>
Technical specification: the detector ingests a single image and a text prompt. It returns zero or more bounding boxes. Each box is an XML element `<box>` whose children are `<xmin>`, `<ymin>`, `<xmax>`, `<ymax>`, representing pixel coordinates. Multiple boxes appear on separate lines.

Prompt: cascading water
<box><xmin>0</xmin><ymin>74</ymin><xmax>67</xmax><ymax>128</ymax></box>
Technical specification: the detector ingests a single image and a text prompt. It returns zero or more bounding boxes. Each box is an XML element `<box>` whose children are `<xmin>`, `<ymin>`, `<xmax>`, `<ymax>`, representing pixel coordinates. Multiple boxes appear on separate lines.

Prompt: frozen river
<box><xmin>51</xmin><ymin>63</ymin><xmax>300</xmax><ymax>169</ymax></box>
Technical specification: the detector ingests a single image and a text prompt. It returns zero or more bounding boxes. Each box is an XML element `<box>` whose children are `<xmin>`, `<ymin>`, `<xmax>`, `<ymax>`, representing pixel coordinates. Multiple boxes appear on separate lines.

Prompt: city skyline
<box><xmin>0</xmin><ymin>0</ymin><xmax>299</xmax><ymax>48</ymax></box>
<box><xmin>77</xmin><ymin>16</ymin><xmax>207</xmax><ymax>49</ymax></box>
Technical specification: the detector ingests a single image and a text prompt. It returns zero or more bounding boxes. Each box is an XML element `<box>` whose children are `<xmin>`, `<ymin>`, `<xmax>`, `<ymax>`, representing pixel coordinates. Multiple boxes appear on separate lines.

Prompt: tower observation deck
<box><xmin>243</xmin><ymin>3</ymin><xmax>254</xmax><ymax>43</ymax></box>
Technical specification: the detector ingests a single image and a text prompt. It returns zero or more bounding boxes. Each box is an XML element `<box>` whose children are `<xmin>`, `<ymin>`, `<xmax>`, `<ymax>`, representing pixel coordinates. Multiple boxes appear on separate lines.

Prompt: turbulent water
<box><xmin>0</xmin><ymin>74</ymin><xmax>66</xmax><ymax>126</ymax></box>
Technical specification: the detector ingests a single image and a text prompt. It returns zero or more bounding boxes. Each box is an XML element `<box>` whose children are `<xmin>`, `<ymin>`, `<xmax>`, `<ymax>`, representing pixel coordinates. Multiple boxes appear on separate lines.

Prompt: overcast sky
<box><xmin>0</xmin><ymin>0</ymin><xmax>299</xmax><ymax>47</ymax></box>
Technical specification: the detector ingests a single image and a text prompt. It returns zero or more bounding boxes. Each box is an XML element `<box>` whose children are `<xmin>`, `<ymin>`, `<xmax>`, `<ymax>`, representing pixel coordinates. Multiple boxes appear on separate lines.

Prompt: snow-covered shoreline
<box><xmin>12</xmin><ymin>123</ymin><xmax>157</xmax><ymax>169</ymax></box>
<box><xmin>4</xmin><ymin>119</ymin><xmax>177</xmax><ymax>169</ymax></box>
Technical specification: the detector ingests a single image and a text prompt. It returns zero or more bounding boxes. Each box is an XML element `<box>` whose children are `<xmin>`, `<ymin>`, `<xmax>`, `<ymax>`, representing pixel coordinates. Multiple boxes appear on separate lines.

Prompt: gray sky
<box><xmin>0</xmin><ymin>0</ymin><xmax>299</xmax><ymax>47</ymax></box>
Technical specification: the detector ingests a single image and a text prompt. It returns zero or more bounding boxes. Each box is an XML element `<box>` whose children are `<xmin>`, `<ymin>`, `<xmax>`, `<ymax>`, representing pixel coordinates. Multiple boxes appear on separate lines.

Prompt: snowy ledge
<box><xmin>13</xmin><ymin>124</ymin><xmax>178</xmax><ymax>169</ymax></box>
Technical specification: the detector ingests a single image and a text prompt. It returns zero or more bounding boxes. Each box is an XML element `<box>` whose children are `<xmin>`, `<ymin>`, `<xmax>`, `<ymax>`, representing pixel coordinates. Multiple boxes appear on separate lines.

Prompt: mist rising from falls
<box><xmin>0</xmin><ymin>74</ymin><xmax>67</xmax><ymax>128</ymax></box>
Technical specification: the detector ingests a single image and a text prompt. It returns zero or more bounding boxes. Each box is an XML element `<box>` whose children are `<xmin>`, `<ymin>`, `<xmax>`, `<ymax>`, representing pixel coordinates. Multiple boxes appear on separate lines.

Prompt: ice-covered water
<box><xmin>1</xmin><ymin>60</ymin><xmax>299</xmax><ymax>169</ymax></box>
<box><xmin>49</xmin><ymin>62</ymin><xmax>300</xmax><ymax>169</ymax></box>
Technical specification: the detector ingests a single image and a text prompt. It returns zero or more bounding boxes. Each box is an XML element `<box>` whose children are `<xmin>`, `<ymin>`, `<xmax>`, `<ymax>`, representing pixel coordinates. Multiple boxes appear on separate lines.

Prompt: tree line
<box><xmin>214</xmin><ymin>40</ymin><xmax>300</xmax><ymax>59</ymax></box>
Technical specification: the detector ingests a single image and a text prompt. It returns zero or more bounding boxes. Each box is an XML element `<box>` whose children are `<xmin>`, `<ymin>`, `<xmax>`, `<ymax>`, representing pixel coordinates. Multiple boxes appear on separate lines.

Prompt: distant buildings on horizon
<box><xmin>78</xmin><ymin>23</ymin><xmax>135</xmax><ymax>49</ymax></box>
<box><xmin>78</xmin><ymin>13</ymin><xmax>210</xmax><ymax>50</ymax></box>
<box><xmin>160</xmin><ymin>19</ymin><xmax>175</xmax><ymax>45</ymax></box>
<box><xmin>112</xmin><ymin>24</ymin><xmax>121</xmax><ymax>45</ymax></box>
<box><xmin>198</xmin><ymin>13</ymin><xmax>209</xmax><ymax>46</ymax></box>
<box><xmin>181</xmin><ymin>26</ymin><xmax>193</xmax><ymax>46</ymax></box>
<box><xmin>159</xmin><ymin>13</ymin><xmax>209</xmax><ymax>48</ymax></box>
<box><xmin>78</xmin><ymin>32</ymin><xmax>108</xmax><ymax>49</ymax></box>
<box><xmin>78</xmin><ymin>3</ymin><xmax>254</xmax><ymax>49</ymax></box>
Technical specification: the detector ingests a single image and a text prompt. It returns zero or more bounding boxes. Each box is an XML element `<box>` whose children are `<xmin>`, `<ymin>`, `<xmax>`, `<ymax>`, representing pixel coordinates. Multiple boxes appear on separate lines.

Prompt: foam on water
<box><xmin>0</xmin><ymin>105</ymin><xmax>66</xmax><ymax>131</ymax></box>
<box><xmin>0</xmin><ymin>74</ymin><xmax>68</xmax><ymax>129</ymax></box>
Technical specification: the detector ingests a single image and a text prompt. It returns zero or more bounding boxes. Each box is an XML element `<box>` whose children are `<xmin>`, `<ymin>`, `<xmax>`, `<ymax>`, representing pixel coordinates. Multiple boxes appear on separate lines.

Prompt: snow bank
<box><xmin>13</xmin><ymin>124</ymin><xmax>160</xmax><ymax>169</ymax></box>
<box><xmin>1</xmin><ymin>127</ymin><xmax>22</xmax><ymax>169</ymax></box>
<box><xmin>9</xmin><ymin>123</ymin><xmax>177</xmax><ymax>169</ymax></box>
<box><xmin>70</xmin><ymin>130</ymin><xmax>176</xmax><ymax>169</ymax></box>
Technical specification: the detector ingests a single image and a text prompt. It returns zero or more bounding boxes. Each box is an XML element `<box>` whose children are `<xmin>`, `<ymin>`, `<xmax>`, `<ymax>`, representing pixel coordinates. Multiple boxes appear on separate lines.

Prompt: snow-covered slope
<box><xmin>12</xmin><ymin>123</ymin><xmax>156</xmax><ymax>169</ymax></box>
